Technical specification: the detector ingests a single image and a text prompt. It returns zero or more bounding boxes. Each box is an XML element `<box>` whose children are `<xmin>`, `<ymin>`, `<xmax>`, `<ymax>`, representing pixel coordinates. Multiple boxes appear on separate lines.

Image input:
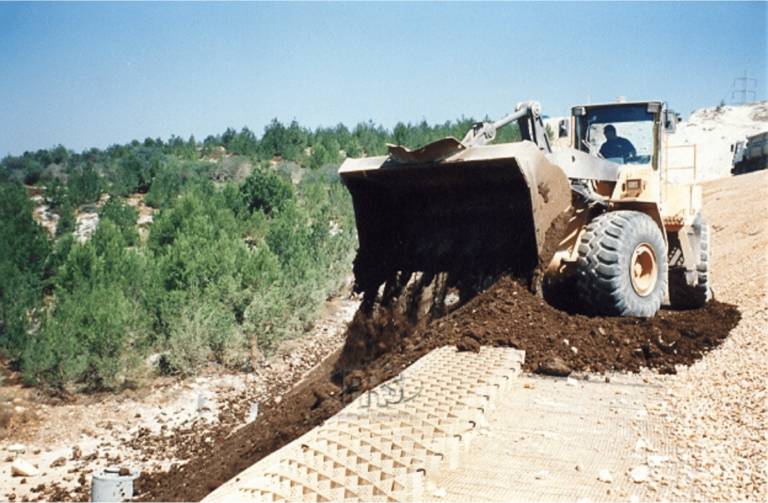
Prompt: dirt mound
<box><xmin>335</xmin><ymin>275</ymin><xmax>740</xmax><ymax>384</ymax></box>
<box><xmin>136</xmin><ymin>274</ymin><xmax>739</xmax><ymax>502</ymax></box>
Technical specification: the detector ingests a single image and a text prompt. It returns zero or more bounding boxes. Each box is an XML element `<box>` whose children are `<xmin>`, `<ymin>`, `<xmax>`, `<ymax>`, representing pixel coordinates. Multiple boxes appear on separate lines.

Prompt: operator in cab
<box><xmin>600</xmin><ymin>125</ymin><xmax>636</xmax><ymax>162</ymax></box>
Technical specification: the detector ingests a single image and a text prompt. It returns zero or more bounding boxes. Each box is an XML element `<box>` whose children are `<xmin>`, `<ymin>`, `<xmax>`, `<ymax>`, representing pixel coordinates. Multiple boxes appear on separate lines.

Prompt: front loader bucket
<box><xmin>339</xmin><ymin>140</ymin><xmax>571</xmax><ymax>296</ymax></box>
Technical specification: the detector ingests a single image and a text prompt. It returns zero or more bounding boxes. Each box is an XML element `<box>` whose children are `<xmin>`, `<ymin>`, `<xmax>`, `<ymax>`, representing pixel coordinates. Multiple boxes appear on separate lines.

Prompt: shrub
<box><xmin>98</xmin><ymin>197</ymin><xmax>140</xmax><ymax>247</ymax></box>
<box><xmin>56</xmin><ymin>201</ymin><xmax>77</xmax><ymax>237</ymax></box>
<box><xmin>44</xmin><ymin>232</ymin><xmax>76</xmax><ymax>286</ymax></box>
<box><xmin>0</xmin><ymin>182</ymin><xmax>51</xmax><ymax>358</ymax></box>
<box><xmin>352</xmin><ymin>121</ymin><xmax>389</xmax><ymax>156</ymax></box>
<box><xmin>164</xmin><ymin>134</ymin><xmax>198</xmax><ymax>161</ymax></box>
<box><xmin>0</xmin><ymin>156</ymin><xmax>45</xmax><ymax>185</ymax></box>
<box><xmin>115</xmin><ymin>147</ymin><xmax>169</xmax><ymax>194</ymax></box>
<box><xmin>179</xmin><ymin>160</ymin><xmax>211</xmax><ymax>182</ymax></box>
<box><xmin>222</xmin><ymin>127</ymin><xmax>258</xmax><ymax>157</ymax></box>
<box><xmin>21</xmin><ymin>285</ymin><xmax>150</xmax><ymax>390</ymax></box>
<box><xmin>309</xmin><ymin>139</ymin><xmax>342</xmax><ymax>170</ymax></box>
<box><xmin>66</xmin><ymin>163</ymin><xmax>103</xmax><ymax>206</ymax></box>
<box><xmin>56</xmin><ymin>239</ymin><xmax>100</xmax><ymax>294</ymax></box>
<box><xmin>0</xmin><ymin>182</ymin><xmax>50</xmax><ymax>279</ymax></box>
<box><xmin>240</xmin><ymin>170</ymin><xmax>296</xmax><ymax>215</ymax></box>
<box><xmin>42</xmin><ymin>176</ymin><xmax>69</xmax><ymax>209</ymax></box>
<box><xmin>208</xmin><ymin>156</ymin><xmax>252</xmax><ymax>182</ymax></box>
<box><xmin>259</xmin><ymin>119</ymin><xmax>309</xmax><ymax>164</ymax></box>
<box><xmin>161</xmin><ymin>294</ymin><xmax>247</xmax><ymax>376</ymax></box>
<box><xmin>144</xmin><ymin>167</ymin><xmax>183</xmax><ymax>209</ymax></box>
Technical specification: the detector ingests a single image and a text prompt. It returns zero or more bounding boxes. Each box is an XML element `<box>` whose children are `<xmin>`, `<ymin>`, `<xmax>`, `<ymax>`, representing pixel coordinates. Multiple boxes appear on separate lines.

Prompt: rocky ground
<box><xmin>0</xmin><ymin>298</ymin><xmax>360</xmax><ymax>502</ymax></box>
<box><xmin>641</xmin><ymin>171</ymin><xmax>767</xmax><ymax>501</ymax></box>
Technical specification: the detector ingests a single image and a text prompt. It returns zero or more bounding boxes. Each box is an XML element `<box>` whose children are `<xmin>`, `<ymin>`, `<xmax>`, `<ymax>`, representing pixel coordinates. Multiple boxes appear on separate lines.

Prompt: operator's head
<box><xmin>604</xmin><ymin>125</ymin><xmax>617</xmax><ymax>140</ymax></box>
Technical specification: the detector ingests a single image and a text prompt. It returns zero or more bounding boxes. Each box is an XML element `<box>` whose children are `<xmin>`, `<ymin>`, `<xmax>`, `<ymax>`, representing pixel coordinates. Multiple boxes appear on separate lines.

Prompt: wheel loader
<box><xmin>338</xmin><ymin>100</ymin><xmax>711</xmax><ymax>317</ymax></box>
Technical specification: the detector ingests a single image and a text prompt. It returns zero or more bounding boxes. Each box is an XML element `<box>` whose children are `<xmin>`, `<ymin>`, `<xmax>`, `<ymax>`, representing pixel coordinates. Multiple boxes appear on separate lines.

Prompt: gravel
<box><xmin>643</xmin><ymin>171</ymin><xmax>768</xmax><ymax>501</ymax></box>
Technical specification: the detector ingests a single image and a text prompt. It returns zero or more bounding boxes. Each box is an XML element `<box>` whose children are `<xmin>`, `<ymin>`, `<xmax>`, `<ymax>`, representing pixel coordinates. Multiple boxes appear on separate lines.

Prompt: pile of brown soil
<box><xmin>339</xmin><ymin>276</ymin><xmax>740</xmax><ymax>379</ymax></box>
<box><xmin>136</xmin><ymin>274</ymin><xmax>740</xmax><ymax>502</ymax></box>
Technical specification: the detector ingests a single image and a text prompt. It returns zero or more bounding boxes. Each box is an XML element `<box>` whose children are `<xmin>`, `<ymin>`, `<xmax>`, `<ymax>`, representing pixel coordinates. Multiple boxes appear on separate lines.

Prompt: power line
<box><xmin>732</xmin><ymin>70</ymin><xmax>756</xmax><ymax>105</ymax></box>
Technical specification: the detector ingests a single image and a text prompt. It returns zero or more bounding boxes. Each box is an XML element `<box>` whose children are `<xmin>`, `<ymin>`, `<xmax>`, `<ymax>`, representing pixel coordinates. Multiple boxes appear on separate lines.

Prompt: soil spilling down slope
<box><xmin>339</xmin><ymin>276</ymin><xmax>740</xmax><ymax>380</ymax></box>
<box><xmin>137</xmin><ymin>273</ymin><xmax>739</xmax><ymax>502</ymax></box>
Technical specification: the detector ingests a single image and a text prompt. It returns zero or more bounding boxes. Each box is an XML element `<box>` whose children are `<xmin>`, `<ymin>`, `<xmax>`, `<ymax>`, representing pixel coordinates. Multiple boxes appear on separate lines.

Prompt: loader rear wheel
<box><xmin>668</xmin><ymin>220</ymin><xmax>712</xmax><ymax>309</ymax></box>
<box><xmin>576</xmin><ymin>210</ymin><xmax>668</xmax><ymax>317</ymax></box>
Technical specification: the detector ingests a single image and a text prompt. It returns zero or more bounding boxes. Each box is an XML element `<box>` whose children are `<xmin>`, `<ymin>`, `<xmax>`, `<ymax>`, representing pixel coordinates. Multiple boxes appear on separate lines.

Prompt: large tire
<box><xmin>576</xmin><ymin>210</ymin><xmax>668</xmax><ymax>317</ymax></box>
<box><xmin>668</xmin><ymin>220</ymin><xmax>712</xmax><ymax>309</ymax></box>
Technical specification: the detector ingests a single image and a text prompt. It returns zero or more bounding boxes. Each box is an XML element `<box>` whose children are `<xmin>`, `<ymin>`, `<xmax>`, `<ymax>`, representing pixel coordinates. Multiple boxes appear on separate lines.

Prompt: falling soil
<box><xmin>134</xmin><ymin>273</ymin><xmax>740</xmax><ymax>502</ymax></box>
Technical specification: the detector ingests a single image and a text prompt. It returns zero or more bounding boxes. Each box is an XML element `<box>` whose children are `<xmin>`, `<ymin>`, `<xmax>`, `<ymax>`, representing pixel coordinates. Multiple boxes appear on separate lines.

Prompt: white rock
<box><xmin>8</xmin><ymin>444</ymin><xmax>26</xmax><ymax>453</ymax></box>
<box><xmin>567</xmin><ymin>378</ymin><xmax>578</xmax><ymax>386</ymax></box>
<box><xmin>634</xmin><ymin>439</ymin><xmax>647</xmax><ymax>452</ymax></box>
<box><xmin>433</xmin><ymin>487</ymin><xmax>447</xmax><ymax>498</ymax></box>
<box><xmin>647</xmin><ymin>455</ymin><xmax>668</xmax><ymax>467</ymax></box>
<box><xmin>11</xmin><ymin>458</ymin><xmax>39</xmax><ymax>477</ymax></box>
<box><xmin>630</xmin><ymin>465</ymin><xmax>649</xmax><ymax>483</ymax></box>
<box><xmin>598</xmin><ymin>469</ymin><xmax>613</xmax><ymax>483</ymax></box>
<box><xmin>534</xmin><ymin>470</ymin><xmax>549</xmax><ymax>480</ymax></box>
<box><xmin>247</xmin><ymin>403</ymin><xmax>260</xmax><ymax>423</ymax></box>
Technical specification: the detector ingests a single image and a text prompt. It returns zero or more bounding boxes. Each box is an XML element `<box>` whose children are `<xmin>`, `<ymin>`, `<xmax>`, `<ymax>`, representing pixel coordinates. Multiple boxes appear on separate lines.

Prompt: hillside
<box><xmin>1</xmin><ymin>103</ymin><xmax>766</xmax><ymax>502</ymax></box>
<box><xmin>663</xmin><ymin>101</ymin><xmax>766</xmax><ymax>183</ymax></box>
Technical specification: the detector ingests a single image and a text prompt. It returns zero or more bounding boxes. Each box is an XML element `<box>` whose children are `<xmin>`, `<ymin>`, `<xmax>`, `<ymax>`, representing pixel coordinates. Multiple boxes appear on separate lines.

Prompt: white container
<box><xmin>91</xmin><ymin>466</ymin><xmax>140</xmax><ymax>502</ymax></box>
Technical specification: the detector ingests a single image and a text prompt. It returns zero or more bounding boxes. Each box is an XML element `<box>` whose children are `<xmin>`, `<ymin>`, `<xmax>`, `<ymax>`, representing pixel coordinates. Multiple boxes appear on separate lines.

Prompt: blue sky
<box><xmin>1</xmin><ymin>1</ymin><xmax>766</xmax><ymax>156</ymax></box>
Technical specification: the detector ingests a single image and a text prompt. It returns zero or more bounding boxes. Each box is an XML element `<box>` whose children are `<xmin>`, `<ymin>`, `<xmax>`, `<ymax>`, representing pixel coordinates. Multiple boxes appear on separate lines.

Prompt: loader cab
<box><xmin>572</xmin><ymin>102</ymin><xmax>667</xmax><ymax>171</ymax></box>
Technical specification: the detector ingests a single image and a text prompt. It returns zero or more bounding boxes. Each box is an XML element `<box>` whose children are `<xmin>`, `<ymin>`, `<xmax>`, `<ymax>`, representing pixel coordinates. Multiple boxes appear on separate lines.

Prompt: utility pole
<box><xmin>732</xmin><ymin>70</ymin><xmax>756</xmax><ymax>105</ymax></box>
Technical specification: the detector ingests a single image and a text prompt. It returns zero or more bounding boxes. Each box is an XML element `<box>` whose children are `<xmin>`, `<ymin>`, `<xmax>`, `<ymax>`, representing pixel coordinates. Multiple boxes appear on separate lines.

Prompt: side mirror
<box><xmin>558</xmin><ymin>119</ymin><xmax>570</xmax><ymax>138</ymax></box>
<box><xmin>664</xmin><ymin>109</ymin><xmax>677</xmax><ymax>134</ymax></box>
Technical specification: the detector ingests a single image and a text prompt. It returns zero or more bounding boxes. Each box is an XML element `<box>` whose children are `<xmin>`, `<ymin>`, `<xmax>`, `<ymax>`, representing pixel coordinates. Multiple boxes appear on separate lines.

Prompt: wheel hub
<box><xmin>630</xmin><ymin>243</ymin><xmax>658</xmax><ymax>296</ymax></box>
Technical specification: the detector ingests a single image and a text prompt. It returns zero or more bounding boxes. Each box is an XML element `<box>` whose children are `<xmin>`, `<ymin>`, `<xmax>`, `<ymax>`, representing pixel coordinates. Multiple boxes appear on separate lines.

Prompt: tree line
<box><xmin>0</xmin><ymin>116</ymin><xmax>524</xmax><ymax>391</ymax></box>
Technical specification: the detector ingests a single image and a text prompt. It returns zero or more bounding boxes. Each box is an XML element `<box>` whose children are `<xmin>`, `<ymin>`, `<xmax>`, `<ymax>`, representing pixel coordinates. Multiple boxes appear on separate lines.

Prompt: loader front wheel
<box><xmin>576</xmin><ymin>211</ymin><xmax>667</xmax><ymax>317</ymax></box>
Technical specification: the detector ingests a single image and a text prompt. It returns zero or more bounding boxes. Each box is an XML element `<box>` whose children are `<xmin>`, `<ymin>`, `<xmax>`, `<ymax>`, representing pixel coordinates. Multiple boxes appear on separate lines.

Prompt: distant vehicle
<box><xmin>731</xmin><ymin>131</ymin><xmax>768</xmax><ymax>175</ymax></box>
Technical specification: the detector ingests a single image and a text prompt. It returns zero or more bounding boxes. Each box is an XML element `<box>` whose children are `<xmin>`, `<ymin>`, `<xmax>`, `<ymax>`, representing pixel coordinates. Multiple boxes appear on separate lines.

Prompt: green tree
<box><xmin>353</xmin><ymin>121</ymin><xmax>389</xmax><ymax>156</ymax></box>
<box><xmin>98</xmin><ymin>197</ymin><xmax>140</xmax><ymax>247</ymax></box>
<box><xmin>0</xmin><ymin>155</ymin><xmax>45</xmax><ymax>185</ymax></box>
<box><xmin>22</xmin><ymin>284</ymin><xmax>150</xmax><ymax>389</ymax></box>
<box><xmin>0</xmin><ymin>182</ymin><xmax>51</xmax><ymax>358</ymax></box>
<box><xmin>259</xmin><ymin>119</ymin><xmax>309</xmax><ymax>163</ymax></box>
<box><xmin>67</xmin><ymin>163</ymin><xmax>103</xmax><ymax>206</ymax></box>
<box><xmin>56</xmin><ymin>200</ymin><xmax>77</xmax><ymax>237</ymax></box>
<box><xmin>144</xmin><ymin>166</ymin><xmax>183</xmax><ymax>209</ymax></box>
<box><xmin>240</xmin><ymin>170</ymin><xmax>296</xmax><ymax>215</ymax></box>
<box><xmin>114</xmin><ymin>146</ymin><xmax>169</xmax><ymax>195</ymax></box>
